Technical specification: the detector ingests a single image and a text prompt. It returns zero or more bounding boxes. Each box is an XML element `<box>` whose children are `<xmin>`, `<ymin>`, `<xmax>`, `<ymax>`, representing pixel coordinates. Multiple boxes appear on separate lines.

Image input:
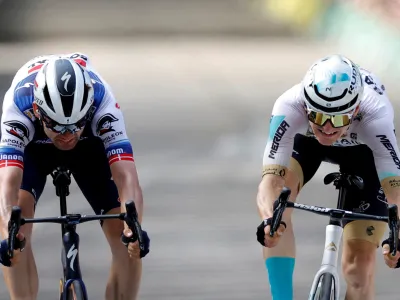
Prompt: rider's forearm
<box><xmin>0</xmin><ymin>167</ymin><xmax>23</xmax><ymax>239</ymax></box>
<box><xmin>111</xmin><ymin>164</ymin><xmax>143</xmax><ymax>224</ymax></box>
<box><xmin>381</xmin><ymin>177</ymin><xmax>400</xmax><ymax>238</ymax></box>
<box><xmin>257</xmin><ymin>174</ymin><xmax>285</xmax><ymax>220</ymax></box>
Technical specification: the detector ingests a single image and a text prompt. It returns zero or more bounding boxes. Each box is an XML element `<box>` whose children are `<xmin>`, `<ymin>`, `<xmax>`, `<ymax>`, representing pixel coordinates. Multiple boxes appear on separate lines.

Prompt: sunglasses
<box><xmin>306</xmin><ymin>109</ymin><xmax>355</xmax><ymax>128</ymax></box>
<box><xmin>39</xmin><ymin>109</ymin><xmax>89</xmax><ymax>134</ymax></box>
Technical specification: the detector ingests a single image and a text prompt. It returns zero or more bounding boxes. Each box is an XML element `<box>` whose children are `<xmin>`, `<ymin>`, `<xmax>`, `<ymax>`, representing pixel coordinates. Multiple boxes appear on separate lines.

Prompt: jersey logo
<box><xmin>96</xmin><ymin>113</ymin><xmax>119</xmax><ymax>136</ymax></box>
<box><xmin>66</xmin><ymin>244</ymin><xmax>78</xmax><ymax>271</ymax></box>
<box><xmin>15</xmin><ymin>82</ymin><xmax>34</xmax><ymax>93</ymax></box>
<box><xmin>3</xmin><ymin>121</ymin><xmax>30</xmax><ymax>141</ymax></box>
<box><xmin>61</xmin><ymin>71</ymin><xmax>72</xmax><ymax>92</ymax></box>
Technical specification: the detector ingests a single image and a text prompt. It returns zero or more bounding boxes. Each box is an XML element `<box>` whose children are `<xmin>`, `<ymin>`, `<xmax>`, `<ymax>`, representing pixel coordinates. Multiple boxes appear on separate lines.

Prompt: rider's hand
<box><xmin>264</xmin><ymin>223</ymin><xmax>286</xmax><ymax>248</ymax></box>
<box><xmin>0</xmin><ymin>232</ymin><xmax>25</xmax><ymax>267</ymax></box>
<box><xmin>382</xmin><ymin>240</ymin><xmax>400</xmax><ymax>269</ymax></box>
<box><xmin>257</xmin><ymin>219</ymin><xmax>287</xmax><ymax>248</ymax></box>
<box><xmin>121</xmin><ymin>229</ymin><xmax>150</xmax><ymax>259</ymax></box>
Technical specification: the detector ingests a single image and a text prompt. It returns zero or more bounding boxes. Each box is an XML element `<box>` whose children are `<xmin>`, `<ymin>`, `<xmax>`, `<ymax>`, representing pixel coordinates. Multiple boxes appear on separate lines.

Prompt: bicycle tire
<box><xmin>67</xmin><ymin>280</ymin><xmax>85</xmax><ymax>300</ymax></box>
<box><xmin>318</xmin><ymin>273</ymin><xmax>335</xmax><ymax>300</ymax></box>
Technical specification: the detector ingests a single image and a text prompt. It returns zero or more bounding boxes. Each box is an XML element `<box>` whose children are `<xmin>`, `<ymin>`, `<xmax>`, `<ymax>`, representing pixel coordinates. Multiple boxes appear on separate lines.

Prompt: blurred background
<box><xmin>0</xmin><ymin>0</ymin><xmax>400</xmax><ymax>299</ymax></box>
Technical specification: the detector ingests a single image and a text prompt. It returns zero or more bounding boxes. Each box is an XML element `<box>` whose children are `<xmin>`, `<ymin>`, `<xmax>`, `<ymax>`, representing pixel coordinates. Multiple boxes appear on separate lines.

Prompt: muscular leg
<box><xmin>341</xmin><ymin>220</ymin><xmax>386</xmax><ymax>300</ymax></box>
<box><xmin>103</xmin><ymin>207</ymin><xmax>142</xmax><ymax>300</ymax></box>
<box><xmin>2</xmin><ymin>190</ymin><xmax>38</xmax><ymax>300</ymax></box>
<box><xmin>263</xmin><ymin>158</ymin><xmax>303</xmax><ymax>300</ymax></box>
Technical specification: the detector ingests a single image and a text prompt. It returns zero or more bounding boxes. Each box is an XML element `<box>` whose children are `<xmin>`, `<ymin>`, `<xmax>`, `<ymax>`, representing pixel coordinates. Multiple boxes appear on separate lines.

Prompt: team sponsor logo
<box><xmin>0</xmin><ymin>154</ymin><xmax>23</xmax><ymax>161</ymax></box>
<box><xmin>96</xmin><ymin>113</ymin><xmax>119</xmax><ymax>136</ymax></box>
<box><xmin>262</xmin><ymin>164</ymin><xmax>287</xmax><ymax>178</ymax></box>
<box><xmin>268</xmin><ymin>115</ymin><xmax>290</xmax><ymax>159</ymax></box>
<box><xmin>0</xmin><ymin>153</ymin><xmax>24</xmax><ymax>169</ymax></box>
<box><xmin>389</xmin><ymin>178</ymin><xmax>400</xmax><ymax>188</ymax></box>
<box><xmin>107</xmin><ymin>148</ymin><xmax>134</xmax><ymax>165</ymax></box>
<box><xmin>0</xmin><ymin>138</ymin><xmax>25</xmax><ymax>149</ymax></box>
<box><xmin>3</xmin><ymin>120</ymin><xmax>29</xmax><ymax>141</ymax></box>
<box><xmin>348</xmin><ymin>65</ymin><xmax>358</xmax><ymax>95</ymax></box>
<box><xmin>353</xmin><ymin>200</ymin><xmax>370</xmax><ymax>213</ymax></box>
<box><xmin>102</xmin><ymin>131</ymin><xmax>124</xmax><ymax>144</ymax></box>
<box><xmin>376</xmin><ymin>135</ymin><xmax>400</xmax><ymax>169</ymax></box>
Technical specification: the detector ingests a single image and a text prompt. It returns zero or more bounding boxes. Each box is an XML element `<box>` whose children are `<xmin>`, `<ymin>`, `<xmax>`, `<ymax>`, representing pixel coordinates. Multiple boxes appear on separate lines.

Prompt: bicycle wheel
<box><xmin>317</xmin><ymin>273</ymin><xmax>335</xmax><ymax>300</ymax></box>
<box><xmin>67</xmin><ymin>280</ymin><xmax>85</xmax><ymax>300</ymax></box>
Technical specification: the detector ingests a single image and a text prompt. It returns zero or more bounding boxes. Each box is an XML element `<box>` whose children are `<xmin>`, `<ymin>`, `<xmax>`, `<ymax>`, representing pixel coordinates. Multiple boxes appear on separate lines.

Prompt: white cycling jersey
<box><xmin>0</xmin><ymin>52</ymin><xmax>134</xmax><ymax>169</ymax></box>
<box><xmin>263</xmin><ymin>67</ymin><xmax>400</xmax><ymax>181</ymax></box>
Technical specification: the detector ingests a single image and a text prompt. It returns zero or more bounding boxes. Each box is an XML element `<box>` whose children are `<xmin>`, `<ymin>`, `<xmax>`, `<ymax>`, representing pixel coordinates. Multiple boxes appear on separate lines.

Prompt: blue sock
<box><xmin>265</xmin><ymin>257</ymin><xmax>295</xmax><ymax>300</ymax></box>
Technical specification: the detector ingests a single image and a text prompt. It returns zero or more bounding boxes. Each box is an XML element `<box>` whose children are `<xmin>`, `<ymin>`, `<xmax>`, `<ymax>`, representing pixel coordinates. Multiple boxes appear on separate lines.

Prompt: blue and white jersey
<box><xmin>0</xmin><ymin>52</ymin><xmax>134</xmax><ymax>169</ymax></box>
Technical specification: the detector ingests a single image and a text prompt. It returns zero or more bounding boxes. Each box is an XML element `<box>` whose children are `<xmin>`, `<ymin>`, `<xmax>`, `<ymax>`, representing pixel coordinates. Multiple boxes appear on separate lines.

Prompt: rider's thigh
<box><xmin>343</xmin><ymin>220</ymin><xmax>386</xmax><ymax>247</ymax></box>
<box><xmin>19</xmin><ymin>142</ymin><xmax>54</xmax><ymax>210</ymax></box>
<box><xmin>68</xmin><ymin>138</ymin><xmax>120</xmax><ymax>217</ymax></box>
<box><xmin>339</xmin><ymin>144</ymin><xmax>388</xmax><ymax>247</ymax></box>
<box><xmin>283</xmin><ymin>134</ymin><xmax>325</xmax><ymax>219</ymax></box>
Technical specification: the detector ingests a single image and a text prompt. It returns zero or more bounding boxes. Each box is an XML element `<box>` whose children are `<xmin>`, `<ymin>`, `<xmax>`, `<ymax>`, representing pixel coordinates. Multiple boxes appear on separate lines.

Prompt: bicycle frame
<box><xmin>308</xmin><ymin>173</ymin><xmax>349</xmax><ymax>300</ymax></box>
<box><xmin>269</xmin><ymin>172</ymin><xmax>399</xmax><ymax>300</ymax></box>
<box><xmin>54</xmin><ymin>166</ymin><xmax>89</xmax><ymax>300</ymax></box>
<box><xmin>6</xmin><ymin>166</ymin><xmax>145</xmax><ymax>300</ymax></box>
<box><xmin>308</xmin><ymin>224</ymin><xmax>342</xmax><ymax>300</ymax></box>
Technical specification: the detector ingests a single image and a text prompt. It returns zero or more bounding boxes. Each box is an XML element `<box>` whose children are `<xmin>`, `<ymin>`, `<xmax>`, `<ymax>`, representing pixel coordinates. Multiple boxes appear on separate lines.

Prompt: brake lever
<box><xmin>269</xmin><ymin>187</ymin><xmax>291</xmax><ymax>237</ymax></box>
<box><xmin>124</xmin><ymin>201</ymin><xmax>144</xmax><ymax>251</ymax></box>
<box><xmin>7</xmin><ymin>206</ymin><xmax>22</xmax><ymax>259</ymax></box>
<box><xmin>388</xmin><ymin>204</ymin><xmax>399</xmax><ymax>257</ymax></box>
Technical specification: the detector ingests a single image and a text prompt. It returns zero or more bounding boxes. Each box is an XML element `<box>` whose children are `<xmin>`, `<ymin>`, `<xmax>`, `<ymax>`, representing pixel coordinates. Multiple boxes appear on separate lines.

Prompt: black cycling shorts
<box><xmin>292</xmin><ymin>134</ymin><xmax>388</xmax><ymax>223</ymax></box>
<box><xmin>20</xmin><ymin>137</ymin><xmax>120</xmax><ymax>216</ymax></box>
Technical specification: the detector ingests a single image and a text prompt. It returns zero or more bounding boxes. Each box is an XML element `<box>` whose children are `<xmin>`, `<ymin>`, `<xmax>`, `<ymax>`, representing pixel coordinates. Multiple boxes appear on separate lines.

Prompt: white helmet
<box><xmin>34</xmin><ymin>58</ymin><xmax>94</xmax><ymax>125</ymax></box>
<box><xmin>302</xmin><ymin>54</ymin><xmax>363</xmax><ymax>114</ymax></box>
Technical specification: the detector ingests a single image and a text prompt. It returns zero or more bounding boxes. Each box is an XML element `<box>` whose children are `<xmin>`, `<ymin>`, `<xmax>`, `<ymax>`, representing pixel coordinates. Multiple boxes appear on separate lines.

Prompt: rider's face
<box><xmin>43</xmin><ymin>125</ymin><xmax>85</xmax><ymax>150</ymax></box>
<box><xmin>310</xmin><ymin>121</ymin><xmax>349</xmax><ymax>146</ymax></box>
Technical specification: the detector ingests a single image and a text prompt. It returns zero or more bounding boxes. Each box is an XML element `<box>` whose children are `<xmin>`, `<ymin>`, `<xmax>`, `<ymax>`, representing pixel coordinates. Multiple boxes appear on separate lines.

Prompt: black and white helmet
<box><xmin>34</xmin><ymin>58</ymin><xmax>94</xmax><ymax>125</ymax></box>
<box><xmin>302</xmin><ymin>54</ymin><xmax>364</xmax><ymax>114</ymax></box>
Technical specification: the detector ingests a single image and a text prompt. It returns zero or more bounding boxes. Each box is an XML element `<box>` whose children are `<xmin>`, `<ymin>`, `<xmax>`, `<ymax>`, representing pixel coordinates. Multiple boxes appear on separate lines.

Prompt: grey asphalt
<box><xmin>0</xmin><ymin>38</ymin><xmax>399</xmax><ymax>299</ymax></box>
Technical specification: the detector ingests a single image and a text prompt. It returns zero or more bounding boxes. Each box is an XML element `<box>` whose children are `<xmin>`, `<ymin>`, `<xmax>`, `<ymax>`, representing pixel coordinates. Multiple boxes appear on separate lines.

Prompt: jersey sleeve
<box><xmin>90</xmin><ymin>81</ymin><xmax>135</xmax><ymax>166</ymax></box>
<box><xmin>358</xmin><ymin>101</ymin><xmax>400</xmax><ymax>182</ymax></box>
<box><xmin>0</xmin><ymin>87</ymin><xmax>35</xmax><ymax>169</ymax></box>
<box><xmin>262</xmin><ymin>85</ymin><xmax>309</xmax><ymax>177</ymax></box>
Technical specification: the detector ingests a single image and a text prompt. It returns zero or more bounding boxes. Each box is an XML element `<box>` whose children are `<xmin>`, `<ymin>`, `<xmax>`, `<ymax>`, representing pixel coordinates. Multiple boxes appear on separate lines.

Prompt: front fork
<box><xmin>308</xmin><ymin>224</ymin><xmax>343</xmax><ymax>300</ymax></box>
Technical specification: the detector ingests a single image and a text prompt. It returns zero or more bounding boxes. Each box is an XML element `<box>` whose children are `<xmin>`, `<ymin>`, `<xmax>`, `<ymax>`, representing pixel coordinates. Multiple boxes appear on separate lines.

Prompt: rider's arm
<box><xmin>358</xmin><ymin>93</ymin><xmax>400</xmax><ymax>210</ymax></box>
<box><xmin>110</xmin><ymin>161</ymin><xmax>143</xmax><ymax>223</ymax></box>
<box><xmin>90</xmin><ymin>76</ymin><xmax>143</xmax><ymax>223</ymax></box>
<box><xmin>0</xmin><ymin>88</ymin><xmax>35</xmax><ymax>238</ymax></box>
<box><xmin>0</xmin><ymin>168</ymin><xmax>23</xmax><ymax>238</ymax></box>
<box><xmin>257</xmin><ymin>85</ymin><xmax>309</xmax><ymax>220</ymax></box>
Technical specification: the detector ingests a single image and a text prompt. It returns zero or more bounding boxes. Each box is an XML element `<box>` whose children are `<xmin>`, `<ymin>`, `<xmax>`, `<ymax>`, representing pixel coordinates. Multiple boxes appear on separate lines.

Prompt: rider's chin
<box><xmin>54</xmin><ymin>140</ymin><xmax>77</xmax><ymax>151</ymax></box>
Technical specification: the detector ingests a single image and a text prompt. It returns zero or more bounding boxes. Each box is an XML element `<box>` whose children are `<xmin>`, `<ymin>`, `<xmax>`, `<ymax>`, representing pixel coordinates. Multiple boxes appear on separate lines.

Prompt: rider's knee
<box><xmin>341</xmin><ymin>239</ymin><xmax>377</xmax><ymax>288</ymax></box>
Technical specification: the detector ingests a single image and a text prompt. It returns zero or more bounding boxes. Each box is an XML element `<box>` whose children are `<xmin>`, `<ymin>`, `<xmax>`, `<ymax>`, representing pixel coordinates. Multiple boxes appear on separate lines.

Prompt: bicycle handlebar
<box><xmin>6</xmin><ymin>200</ymin><xmax>144</xmax><ymax>258</ymax></box>
<box><xmin>270</xmin><ymin>187</ymin><xmax>399</xmax><ymax>256</ymax></box>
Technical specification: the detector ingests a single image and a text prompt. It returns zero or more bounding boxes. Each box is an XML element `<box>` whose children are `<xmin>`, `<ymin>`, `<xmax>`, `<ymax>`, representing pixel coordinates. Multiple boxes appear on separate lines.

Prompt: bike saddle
<box><xmin>323</xmin><ymin>172</ymin><xmax>364</xmax><ymax>190</ymax></box>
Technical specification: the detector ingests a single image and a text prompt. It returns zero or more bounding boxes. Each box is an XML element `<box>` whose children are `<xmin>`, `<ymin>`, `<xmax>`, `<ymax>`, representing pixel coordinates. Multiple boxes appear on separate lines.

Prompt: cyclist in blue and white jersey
<box><xmin>256</xmin><ymin>54</ymin><xmax>400</xmax><ymax>300</ymax></box>
<box><xmin>0</xmin><ymin>53</ymin><xmax>150</xmax><ymax>300</ymax></box>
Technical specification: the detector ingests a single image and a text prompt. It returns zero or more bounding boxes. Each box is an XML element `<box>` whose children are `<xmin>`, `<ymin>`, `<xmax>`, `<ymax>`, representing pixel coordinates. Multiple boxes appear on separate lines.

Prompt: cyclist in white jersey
<box><xmin>0</xmin><ymin>53</ymin><xmax>150</xmax><ymax>300</ymax></box>
<box><xmin>256</xmin><ymin>54</ymin><xmax>400</xmax><ymax>300</ymax></box>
